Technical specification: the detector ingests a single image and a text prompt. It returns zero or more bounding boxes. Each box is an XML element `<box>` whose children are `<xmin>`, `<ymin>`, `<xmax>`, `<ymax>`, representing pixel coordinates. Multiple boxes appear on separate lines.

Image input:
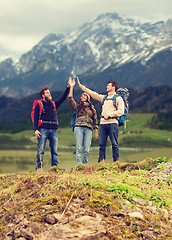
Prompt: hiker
<box><xmin>77</xmin><ymin>77</ymin><xmax>124</xmax><ymax>163</ymax></box>
<box><xmin>33</xmin><ymin>80</ymin><xmax>70</xmax><ymax>170</ymax></box>
<box><xmin>68</xmin><ymin>77</ymin><xmax>98</xmax><ymax>164</ymax></box>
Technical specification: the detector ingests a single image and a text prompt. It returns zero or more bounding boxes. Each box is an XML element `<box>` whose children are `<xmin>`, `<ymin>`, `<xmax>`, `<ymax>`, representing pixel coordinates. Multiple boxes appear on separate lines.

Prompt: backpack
<box><xmin>71</xmin><ymin>108</ymin><xmax>79</xmax><ymax>131</ymax></box>
<box><xmin>31</xmin><ymin>99</ymin><xmax>57</xmax><ymax>127</ymax></box>
<box><xmin>102</xmin><ymin>88</ymin><xmax>129</xmax><ymax>127</ymax></box>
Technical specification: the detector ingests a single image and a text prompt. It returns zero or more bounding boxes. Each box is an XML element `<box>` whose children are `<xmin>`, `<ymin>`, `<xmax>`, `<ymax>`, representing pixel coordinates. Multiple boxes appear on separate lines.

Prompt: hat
<box><xmin>82</xmin><ymin>92</ymin><xmax>90</xmax><ymax>101</ymax></box>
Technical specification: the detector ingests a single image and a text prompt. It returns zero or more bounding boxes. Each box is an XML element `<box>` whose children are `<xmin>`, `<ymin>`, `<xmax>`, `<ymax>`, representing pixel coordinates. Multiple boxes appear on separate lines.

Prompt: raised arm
<box><xmin>55</xmin><ymin>78</ymin><xmax>70</xmax><ymax>108</ymax></box>
<box><xmin>77</xmin><ymin>77</ymin><xmax>104</xmax><ymax>103</ymax></box>
<box><xmin>68</xmin><ymin>77</ymin><xmax>76</xmax><ymax>97</ymax></box>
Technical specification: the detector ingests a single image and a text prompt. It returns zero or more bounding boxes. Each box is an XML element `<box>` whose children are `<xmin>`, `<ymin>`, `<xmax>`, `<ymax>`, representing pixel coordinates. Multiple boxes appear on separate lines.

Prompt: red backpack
<box><xmin>31</xmin><ymin>99</ymin><xmax>57</xmax><ymax>127</ymax></box>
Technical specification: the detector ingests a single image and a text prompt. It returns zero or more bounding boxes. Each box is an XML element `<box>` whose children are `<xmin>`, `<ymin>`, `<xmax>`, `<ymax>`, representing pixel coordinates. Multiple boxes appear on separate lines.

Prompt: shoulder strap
<box><xmin>112</xmin><ymin>94</ymin><xmax>120</xmax><ymax>109</ymax></box>
<box><xmin>51</xmin><ymin>101</ymin><xmax>57</xmax><ymax>113</ymax></box>
<box><xmin>37</xmin><ymin>100</ymin><xmax>44</xmax><ymax>118</ymax></box>
<box><xmin>101</xmin><ymin>94</ymin><xmax>108</xmax><ymax>105</ymax></box>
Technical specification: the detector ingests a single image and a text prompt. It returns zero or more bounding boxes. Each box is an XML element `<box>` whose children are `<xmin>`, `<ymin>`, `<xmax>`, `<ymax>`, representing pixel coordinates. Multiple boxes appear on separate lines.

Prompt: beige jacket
<box><xmin>79</xmin><ymin>84</ymin><xmax>124</xmax><ymax>125</ymax></box>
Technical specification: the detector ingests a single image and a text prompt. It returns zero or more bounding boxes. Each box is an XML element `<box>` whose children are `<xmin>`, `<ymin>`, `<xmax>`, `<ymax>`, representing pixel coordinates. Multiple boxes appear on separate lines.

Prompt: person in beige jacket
<box><xmin>77</xmin><ymin>77</ymin><xmax>124</xmax><ymax>163</ymax></box>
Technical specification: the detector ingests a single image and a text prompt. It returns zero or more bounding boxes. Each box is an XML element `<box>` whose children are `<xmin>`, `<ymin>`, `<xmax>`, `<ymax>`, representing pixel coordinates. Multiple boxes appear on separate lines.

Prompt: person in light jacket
<box><xmin>77</xmin><ymin>77</ymin><xmax>124</xmax><ymax>163</ymax></box>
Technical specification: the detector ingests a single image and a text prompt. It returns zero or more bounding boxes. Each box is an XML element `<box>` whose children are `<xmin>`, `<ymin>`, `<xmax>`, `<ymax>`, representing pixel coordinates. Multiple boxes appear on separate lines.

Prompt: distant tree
<box><xmin>148</xmin><ymin>112</ymin><xmax>172</xmax><ymax>130</ymax></box>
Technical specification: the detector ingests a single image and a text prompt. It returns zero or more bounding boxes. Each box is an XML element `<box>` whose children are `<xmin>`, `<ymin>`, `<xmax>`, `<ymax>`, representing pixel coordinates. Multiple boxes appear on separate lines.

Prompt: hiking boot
<box><xmin>98</xmin><ymin>159</ymin><xmax>105</xmax><ymax>163</ymax></box>
<box><xmin>36</xmin><ymin>168</ymin><xmax>43</xmax><ymax>172</ymax></box>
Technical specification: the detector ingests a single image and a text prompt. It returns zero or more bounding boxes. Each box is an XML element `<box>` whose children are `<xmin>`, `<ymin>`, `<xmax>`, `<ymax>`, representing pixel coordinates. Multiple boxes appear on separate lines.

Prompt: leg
<box><xmin>108</xmin><ymin>123</ymin><xmax>119</xmax><ymax>161</ymax></box>
<box><xmin>74</xmin><ymin>127</ymin><xmax>84</xmax><ymax>164</ymax></box>
<box><xmin>83</xmin><ymin>127</ymin><xmax>92</xmax><ymax>164</ymax></box>
<box><xmin>49</xmin><ymin>129</ymin><xmax>58</xmax><ymax>167</ymax></box>
<box><xmin>98</xmin><ymin>124</ymin><xmax>108</xmax><ymax>162</ymax></box>
<box><xmin>36</xmin><ymin>128</ymin><xmax>48</xmax><ymax>169</ymax></box>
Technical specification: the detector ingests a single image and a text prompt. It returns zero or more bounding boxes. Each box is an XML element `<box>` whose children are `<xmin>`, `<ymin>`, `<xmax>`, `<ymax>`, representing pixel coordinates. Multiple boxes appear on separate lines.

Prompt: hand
<box><xmin>94</xmin><ymin>129</ymin><xmax>98</xmax><ymax>140</ymax></box>
<box><xmin>68</xmin><ymin>77</ymin><xmax>76</xmax><ymax>87</ymax></box>
<box><xmin>77</xmin><ymin>77</ymin><xmax>81</xmax><ymax>87</ymax></box>
<box><xmin>104</xmin><ymin>115</ymin><xmax>109</xmax><ymax>120</ymax></box>
<box><xmin>35</xmin><ymin>130</ymin><xmax>41</xmax><ymax>138</ymax></box>
<box><xmin>94</xmin><ymin>132</ymin><xmax>98</xmax><ymax>140</ymax></box>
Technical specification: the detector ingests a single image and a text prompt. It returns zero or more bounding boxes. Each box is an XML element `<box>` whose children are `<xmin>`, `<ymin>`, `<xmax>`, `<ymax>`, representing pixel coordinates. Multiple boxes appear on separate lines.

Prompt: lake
<box><xmin>0</xmin><ymin>147</ymin><xmax>171</xmax><ymax>174</ymax></box>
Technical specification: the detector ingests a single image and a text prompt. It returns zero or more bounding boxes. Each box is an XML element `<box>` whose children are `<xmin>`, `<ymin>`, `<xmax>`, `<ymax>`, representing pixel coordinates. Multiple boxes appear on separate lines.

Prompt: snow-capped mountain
<box><xmin>0</xmin><ymin>12</ymin><xmax>172</xmax><ymax>97</ymax></box>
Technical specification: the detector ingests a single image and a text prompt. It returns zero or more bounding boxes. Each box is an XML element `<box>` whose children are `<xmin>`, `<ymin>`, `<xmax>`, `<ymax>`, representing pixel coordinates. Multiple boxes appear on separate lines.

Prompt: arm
<box><xmin>94</xmin><ymin>128</ymin><xmax>98</xmax><ymax>140</ymax></box>
<box><xmin>55</xmin><ymin>78</ymin><xmax>70</xmax><ymax>108</ymax></box>
<box><xmin>68</xmin><ymin>77</ymin><xmax>76</xmax><ymax>98</ymax></box>
<box><xmin>77</xmin><ymin>77</ymin><xmax>104</xmax><ymax>103</ymax></box>
<box><xmin>104</xmin><ymin>96</ymin><xmax>124</xmax><ymax>120</ymax></box>
<box><xmin>114</xmin><ymin>96</ymin><xmax>124</xmax><ymax>117</ymax></box>
<box><xmin>67</xmin><ymin>77</ymin><xmax>79</xmax><ymax>111</ymax></box>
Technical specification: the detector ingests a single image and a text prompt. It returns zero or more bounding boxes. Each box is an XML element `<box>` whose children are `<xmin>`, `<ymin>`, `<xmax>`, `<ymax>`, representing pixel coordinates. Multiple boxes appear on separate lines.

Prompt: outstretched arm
<box><xmin>55</xmin><ymin>78</ymin><xmax>70</xmax><ymax>108</ymax></box>
<box><xmin>77</xmin><ymin>77</ymin><xmax>103</xmax><ymax>103</ymax></box>
<box><xmin>68</xmin><ymin>77</ymin><xmax>76</xmax><ymax>97</ymax></box>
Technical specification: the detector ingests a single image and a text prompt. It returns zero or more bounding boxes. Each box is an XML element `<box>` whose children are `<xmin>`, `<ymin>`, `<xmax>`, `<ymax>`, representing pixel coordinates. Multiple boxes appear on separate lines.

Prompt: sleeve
<box><xmin>79</xmin><ymin>83</ymin><xmax>104</xmax><ymax>103</ymax></box>
<box><xmin>93</xmin><ymin>114</ymin><xmax>98</xmax><ymax>130</ymax></box>
<box><xmin>55</xmin><ymin>86</ymin><xmax>70</xmax><ymax>109</ymax></box>
<box><xmin>34</xmin><ymin>103</ymin><xmax>39</xmax><ymax>131</ymax></box>
<box><xmin>109</xmin><ymin>96</ymin><xmax>124</xmax><ymax>118</ymax></box>
<box><xmin>67</xmin><ymin>96</ymin><xmax>79</xmax><ymax>112</ymax></box>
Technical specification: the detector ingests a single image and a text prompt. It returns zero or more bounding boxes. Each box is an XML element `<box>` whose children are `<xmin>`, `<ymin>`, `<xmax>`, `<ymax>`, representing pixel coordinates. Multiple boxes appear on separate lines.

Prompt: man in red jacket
<box><xmin>34</xmin><ymin>80</ymin><xmax>70</xmax><ymax>170</ymax></box>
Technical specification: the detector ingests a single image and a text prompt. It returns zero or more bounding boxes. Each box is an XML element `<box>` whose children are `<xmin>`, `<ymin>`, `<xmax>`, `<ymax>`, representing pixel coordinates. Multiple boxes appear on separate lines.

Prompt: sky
<box><xmin>0</xmin><ymin>0</ymin><xmax>171</xmax><ymax>60</ymax></box>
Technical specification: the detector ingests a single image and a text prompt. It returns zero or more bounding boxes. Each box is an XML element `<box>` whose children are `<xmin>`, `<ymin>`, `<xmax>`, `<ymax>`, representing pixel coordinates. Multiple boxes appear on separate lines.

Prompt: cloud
<box><xmin>0</xmin><ymin>0</ymin><xmax>171</xmax><ymax>59</ymax></box>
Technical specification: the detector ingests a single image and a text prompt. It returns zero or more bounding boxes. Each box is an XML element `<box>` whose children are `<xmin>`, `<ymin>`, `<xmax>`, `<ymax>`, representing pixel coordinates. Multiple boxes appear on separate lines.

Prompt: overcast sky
<box><xmin>0</xmin><ymin>0</ymin><xmax>171</xmax><ymax>60</ymax></box>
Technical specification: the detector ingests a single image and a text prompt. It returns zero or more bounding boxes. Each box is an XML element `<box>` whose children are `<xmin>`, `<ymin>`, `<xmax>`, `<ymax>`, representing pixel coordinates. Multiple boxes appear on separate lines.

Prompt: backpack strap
<box><xmin>112</xmin><ymin>94</ymin><xmax>120</xmax><ymax>110</ymax></box>
<box><xmin>101</xmin><ymin>94</ymin><xmax>108</xmax><ymax>106</ymax></box>
<box><xmin>38</xmin><ymin>100</ymin><xmax>43</xmax><ymax>117</ymax></box>
<box><xmin>37</xmin><ymin>100</ymin><xmax>44</xmax><ymax>127</ymax></box>
<box><xmin>52</xmin><ymin>101</ymin><xmax>57</xmax><ymax>114</ymax></box>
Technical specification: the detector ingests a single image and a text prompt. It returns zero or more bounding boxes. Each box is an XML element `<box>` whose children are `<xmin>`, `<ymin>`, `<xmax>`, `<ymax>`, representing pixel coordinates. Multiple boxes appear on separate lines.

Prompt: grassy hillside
<box><xmin>0</xmin><ymin>114</ymin><xmax>171</xmax><ymax>150</ymax></box>
<box><xmin>0</xmin><ymin>158</ymin><xmax>171</xmax><ymax>239</ymax></box>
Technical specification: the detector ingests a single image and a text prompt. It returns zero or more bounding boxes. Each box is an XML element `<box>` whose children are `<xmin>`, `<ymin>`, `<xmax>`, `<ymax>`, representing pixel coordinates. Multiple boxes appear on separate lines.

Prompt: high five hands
<box><xmin>68</xmin><ymin>76</ymin><xmax>76</xmax><ymax>87</ymax></box>
<box><xmin>68</xmin><ymin>76</ymin><xmax>81</xmax><ymax>88</ymax></box>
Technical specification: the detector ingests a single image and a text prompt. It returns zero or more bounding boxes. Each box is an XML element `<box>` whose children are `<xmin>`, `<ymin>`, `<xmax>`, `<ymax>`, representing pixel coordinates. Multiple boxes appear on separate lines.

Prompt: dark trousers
<box><xmin>98</xmin><ymin>123</ymin><xmax>119</xmax><ymax>162</ymax></box>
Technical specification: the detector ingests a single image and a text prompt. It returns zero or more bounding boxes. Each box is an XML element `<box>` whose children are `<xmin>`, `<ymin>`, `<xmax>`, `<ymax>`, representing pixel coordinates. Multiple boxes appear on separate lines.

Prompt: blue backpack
<box><xmin>102</xmin><ymin>88</ymin><xmax>129</xmax><ymax>127</ymax></box>
<box><xmin>71</xmin><ymin>108</ymin><xmax>79</xmax><ymax>131</ymax></box>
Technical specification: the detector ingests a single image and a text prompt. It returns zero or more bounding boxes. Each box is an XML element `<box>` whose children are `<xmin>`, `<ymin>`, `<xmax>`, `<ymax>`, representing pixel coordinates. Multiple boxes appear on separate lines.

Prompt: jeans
<box><xmin>98</xmin><ymin>123</ymin><xmax>119</xmax><ymax>162</ymax></box>
<box><xmin>36</xmin><ymin>128</ymin><xmax>58</xmax><ymax>169</ymax></box>
<box><xmin>74</xmin><ymin>126</ymin><xmax>92</xmax><ymax>164</ymax></box>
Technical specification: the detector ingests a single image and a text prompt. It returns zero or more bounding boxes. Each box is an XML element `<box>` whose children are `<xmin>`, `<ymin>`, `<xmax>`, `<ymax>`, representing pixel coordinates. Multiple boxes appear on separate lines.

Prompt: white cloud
<box><xmin>0</xmin><ymin>0</ymin><xmax>171</xmax><ymax>59</ymax></box>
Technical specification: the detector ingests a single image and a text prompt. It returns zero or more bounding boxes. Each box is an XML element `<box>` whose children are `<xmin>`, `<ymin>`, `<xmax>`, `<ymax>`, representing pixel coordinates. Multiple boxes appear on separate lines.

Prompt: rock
<box><xmin>79</xmin><ymin>193</ymin><xmax>89</xmax><ymax>200</ymax></box>
<box><xmin>45</xmin><ymin>214</ymin><xmax>57</xmax><ymax>224</ymax></box>
<box><xmin>128</xmin><ymin>212</ymin><xmax>144</xmax><ymax>219</ymax></box>
<box><xmin>142</xmin><ymin>230</ymin><xmax>156</xmax><ymax>240</ymax></box>
<box><xmin>146</xmin><ymin>206</ymin><xmax>157</xmax><ymax>214</ymax></box>
<box><xmin>29</xmin><ymin>222</ymin><xmax>42</xmax><ymax>234</ymax></box>
<box><xmin>133</xmin><ymin>197</ymin><xmax>148</xmax><ymax>205</ymax></box>
<box><xmin>20</xmin><ymin>229</ymin><xmax>34</xmax><ymax>240</ymax></box>
<box><xmin>39</xmin><ymin>215</ymin><xmax>106</xmax><ymax>240</ymax></box>
<box><xmin>53</xmin><ymin>213</ymin><xmax>62</xmax><ymax>221</ymax></box>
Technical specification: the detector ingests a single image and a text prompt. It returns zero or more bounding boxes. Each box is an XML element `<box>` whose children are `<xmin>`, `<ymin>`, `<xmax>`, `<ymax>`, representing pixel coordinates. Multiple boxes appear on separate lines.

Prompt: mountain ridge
<box><xmin>0</xmin><ymin>12</ymin><xmax>172</xmax><ymax>97</ymax></box>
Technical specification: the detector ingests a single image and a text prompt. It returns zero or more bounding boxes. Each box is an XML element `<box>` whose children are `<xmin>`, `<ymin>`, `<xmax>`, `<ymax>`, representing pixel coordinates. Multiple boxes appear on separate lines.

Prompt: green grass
<box><xmin>0</xmin><ymin>113</ymin><xmax>172</xmax><ymax>150</ymax></box>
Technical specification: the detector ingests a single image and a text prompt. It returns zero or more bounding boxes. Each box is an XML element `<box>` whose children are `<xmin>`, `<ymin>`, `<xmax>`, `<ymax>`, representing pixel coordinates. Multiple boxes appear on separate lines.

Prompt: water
<box><xmin>0</xmin><ymin>148</ymin><xmax>171</xmax><ymax>174</ymax></box>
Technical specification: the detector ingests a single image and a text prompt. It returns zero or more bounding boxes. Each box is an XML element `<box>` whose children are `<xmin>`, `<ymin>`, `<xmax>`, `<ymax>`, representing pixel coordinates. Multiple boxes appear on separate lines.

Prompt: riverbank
<box><xmin>0</xmin><ymin>157</ymin><xmax>172</xmax><ymax>240</ymax></box>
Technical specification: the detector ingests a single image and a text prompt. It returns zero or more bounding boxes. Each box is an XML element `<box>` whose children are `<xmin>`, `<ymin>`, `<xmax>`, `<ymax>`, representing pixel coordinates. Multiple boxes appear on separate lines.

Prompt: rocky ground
<box><xmin>1</xmin><ymin>159</ymin><xmax>172</xmax><ymax>240</ymax></box>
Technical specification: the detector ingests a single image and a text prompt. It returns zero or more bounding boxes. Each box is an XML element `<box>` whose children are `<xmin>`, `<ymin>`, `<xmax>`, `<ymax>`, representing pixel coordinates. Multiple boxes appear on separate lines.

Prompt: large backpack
<box><xmin>31</xmin><ymin>99</ymin><xmax>57</xmax><ymax>127</ymax></box>
<box><xmin>102</xmin><ymin>88</ymin><xmax>129</xmax><ymax>127</ymax></box>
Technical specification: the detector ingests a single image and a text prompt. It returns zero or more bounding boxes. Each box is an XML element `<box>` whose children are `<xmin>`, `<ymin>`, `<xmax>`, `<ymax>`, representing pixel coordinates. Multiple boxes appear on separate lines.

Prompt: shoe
<box><xmin>36</xmin><ymin>168</ymin><xmax>43</xmax><ymax>172</ymax></box>
<box><xmin>98</xmin><ymin>159</ymin><xmax>105</xmax><ymax>163</ymax></box>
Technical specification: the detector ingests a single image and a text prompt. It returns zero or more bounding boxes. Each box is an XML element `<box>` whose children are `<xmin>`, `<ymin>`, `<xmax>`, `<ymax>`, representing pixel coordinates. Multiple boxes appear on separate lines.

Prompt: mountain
<box><xmin>0</xmin><ymin>12</ymin><xmax>172</xmax><ymax>97</ymax></box>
